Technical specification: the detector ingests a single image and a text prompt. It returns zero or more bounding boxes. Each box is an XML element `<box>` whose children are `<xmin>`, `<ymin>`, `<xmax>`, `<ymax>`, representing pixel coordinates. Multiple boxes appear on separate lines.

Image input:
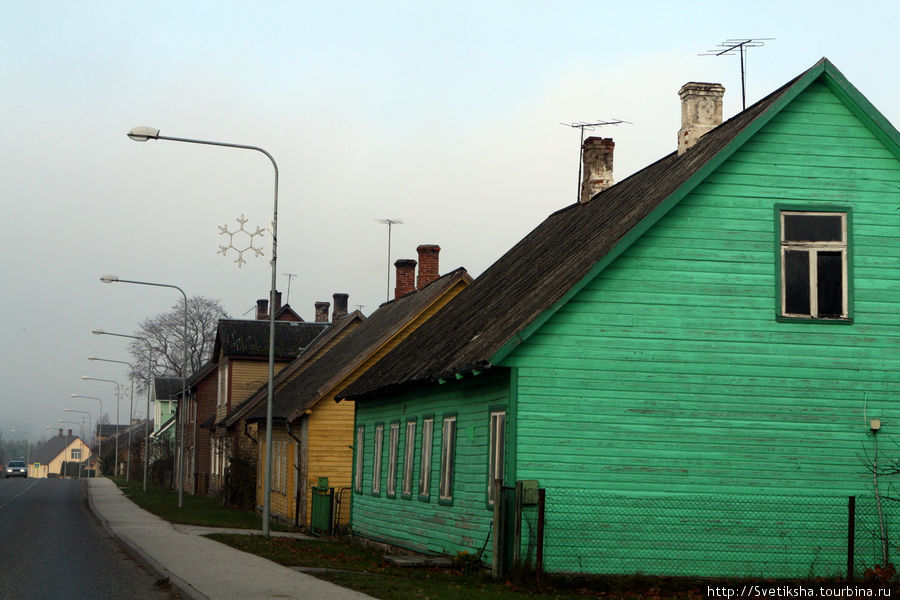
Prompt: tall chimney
<box><xmin>314</xmin><ymin>302</ymin><xmax>330</xmax><ymax>323</ymax></box>
<box><xmin>68</xmin><ymin>429</ymin><xmax>72</xmax><ymax>438</ymax></box>
<box><xmin>58</xmin><ymin>428</ymin><xmax>63</xmax><ymax>437</ymax></box>
<box><xmin>394</xmin><ymin>259</ymin><xmax>417</xmax><ymax>299</ymax></box>
<box><xmin>416</xmin><ymin>245</ymin><xmax>441</xmax><ymax>290</ymax></box>
<box><xmin>256</xmin><ymin>299</ymin><xmax>268</xmax><ymax>320</ymax></box>
<box><xmin>274</xmin><ymin>291</ymin><xmax>283</xmax><ymax>311</ymax></box>
<box><xmin>580</xmin><ymin>137</ymin><xmax>615</xmax><ymax>203</ymax></box>
<box><xmin>332</xmin><ymin>293</ymin><xmax>349</xmax><ymax>321</ymax></box>
<box><xmin>677</xmin><ymin>82</ymin><xmax>725</xmax><ymax>155</ymax></box>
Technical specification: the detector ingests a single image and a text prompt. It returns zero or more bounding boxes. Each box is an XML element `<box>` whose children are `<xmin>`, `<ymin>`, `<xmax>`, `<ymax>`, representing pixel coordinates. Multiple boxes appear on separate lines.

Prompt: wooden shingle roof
<box><xmin>213</xmin><ymin>319</ymin><xmax>329</xmax><ymax>360</ymax></box>
<box><xmin>340</xmin><ymin>59</ymin><xmax>886</xmax><ymax>401</ymax></box>
<box><xmin>250</xmin><ymin>267</ymin><xmax>471</xmax><ymax>421</ymax></box>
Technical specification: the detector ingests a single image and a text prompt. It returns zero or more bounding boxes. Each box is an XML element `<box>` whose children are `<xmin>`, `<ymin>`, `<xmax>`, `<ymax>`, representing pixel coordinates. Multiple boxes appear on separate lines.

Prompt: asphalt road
<box><xmin>0</xmin><ymin>477</ymin><xmax>176</xmax><ymax>600</ymax></box>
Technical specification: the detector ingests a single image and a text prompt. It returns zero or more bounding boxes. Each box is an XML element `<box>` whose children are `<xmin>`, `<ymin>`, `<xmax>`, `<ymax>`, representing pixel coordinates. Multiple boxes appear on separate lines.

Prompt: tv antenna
<box><xmin>282</xmin><ymin>272</ymin><xmax>297</xmax><ymax>305</ymax></box>
<box><xmin>701</xmin><ymin>38</ymin><xmax>774</xmax><ymax>110</ymax></box>
<box><xmin>375</xmin><ymin>218</ymin><xmax>403</xmax><ymax>301</ymax></box>
<box><xmin>561</xmin><ymin>119</ymin><xmax>629</xmax><ymax>203</ymax></box>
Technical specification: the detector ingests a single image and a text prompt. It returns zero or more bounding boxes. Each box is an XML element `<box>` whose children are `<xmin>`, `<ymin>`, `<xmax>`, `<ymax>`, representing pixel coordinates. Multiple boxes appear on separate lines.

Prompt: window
<box><xmin>71</xmin><ymin>448</ymin><xmax>81</xmax><ymax>460</ymax></box>
<box><xmin>354</xmin><ymin>426</ymin><xmax>365</xmax><ymax>493</ymax></box>
<box><xmin>372</xmin><ymin>425</ymin><xmax>384</xmax><ymax>495</ymax></box>
<box><xmin>217</xmin><ymin>362</ymin><xmax>229</xmax><ymax>407</ymax></box>
<box><xmin>488</xmin><ymin>411</ymin><xmax>506</xmax><ymax>505</ymax></box>
<box><xmin>402</xmin><ymin>420</ymin><xmax>416</xmax><ymax>498</ymax></box>
<box><xmin>439</xmin><ymin>416</ymin><xmax>457</xmax><ymax>502</ymax></box>
<box><xmin>780</xmin><ymin>211</ymin><xmax>848</xmax><ymax>319</ymax></box>
<box><xmin>418</xmin><ymin>418</ymin><xmax>434</xmax><ymax>500</ymax></box>
<box><xmin>387</xmin><ymin>423</ymin><xmax>399</xmax><ymax>498</ymax></box>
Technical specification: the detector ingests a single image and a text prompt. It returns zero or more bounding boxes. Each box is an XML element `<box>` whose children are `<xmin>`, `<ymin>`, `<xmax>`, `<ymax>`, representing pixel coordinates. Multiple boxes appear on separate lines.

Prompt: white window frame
<box><xmin>387</xmin><ymin>422</ymin><xmax>399</xmax><ymax>497</ymax></box>
<box><xmin>402</xmin><ymin>420</ymin><xmax>416</xmax><ymax>497</ymax></box>
<box><xmin>780</xmin><ymin>211</ymin><xmax>848</xmax><ymax>319</ymax></box>
<box><xmin>354</xmin><ymin>426</ymin><xmax>365</xmax><ymax>493</ymax></box>
<box><xmin>372</xmin><ymin>425</ymin><xmax>384</xmax><ymax>495</ymax></box>
<box><xmin>418</xmin><ymin>418</ymin><xmax>434</xmax><ymax>500</ymax></box>
<box><xmin>488</xmin><ymin>411</ymin><xmax>506</xmax><ymax>505</ymax></box>
<box><xmin>71</xmin><ymin>447</ymin><xmax>81</xmax><ymax>460</ymax></box>
<box><xmin>439</xmin><ymin>416</ymin><xmax>457</xmax><ymax>502</ymax></box>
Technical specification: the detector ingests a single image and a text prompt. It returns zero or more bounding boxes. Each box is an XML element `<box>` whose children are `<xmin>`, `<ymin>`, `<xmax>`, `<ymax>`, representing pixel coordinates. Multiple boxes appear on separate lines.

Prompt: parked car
<box><xmin>6</xmin><ymin>460</ymin><xmax>27</xmax><ymax>478</ymax></box>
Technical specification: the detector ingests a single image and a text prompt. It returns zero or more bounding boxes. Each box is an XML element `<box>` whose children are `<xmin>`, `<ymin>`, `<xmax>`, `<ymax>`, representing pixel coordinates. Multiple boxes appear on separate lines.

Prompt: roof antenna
<box><xmin>282</xmin><ymin>272</ymin><xmax>297</xmax><ymax>305</ymax></box>
<box><xmin>701</xmin><ymin>38</ymin><xmax>774</xmax><ymax>111</ymax></box>
<box><xmin>561</xmin><ymin>120</ymin><xmax>629</xmax><ymax>203</ymax></box>
<box><xmin>375</xmin><ymin>218</ymin><xmax>403</xmax><ymax>302</ymax></box>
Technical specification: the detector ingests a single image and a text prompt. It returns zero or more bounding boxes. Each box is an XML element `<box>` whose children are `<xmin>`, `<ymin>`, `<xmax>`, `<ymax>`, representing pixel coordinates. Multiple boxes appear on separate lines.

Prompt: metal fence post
<box><xmin>847</xmin><ymin>495</ymin><xmax>855</xmax><ymax>581</ymax></box>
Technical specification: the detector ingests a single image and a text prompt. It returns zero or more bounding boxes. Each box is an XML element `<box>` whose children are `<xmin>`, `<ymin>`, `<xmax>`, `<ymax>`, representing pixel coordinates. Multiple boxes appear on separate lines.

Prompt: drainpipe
<box><xmin>286</xmin><ymin>419</ymin><xmax>302</xmax><ymax>527</ymax></box>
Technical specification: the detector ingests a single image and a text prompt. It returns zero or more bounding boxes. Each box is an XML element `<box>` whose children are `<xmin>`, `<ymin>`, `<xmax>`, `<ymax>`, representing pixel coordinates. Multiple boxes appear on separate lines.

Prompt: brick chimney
<box><xmin>416</xmin><ymin>245</ymin><xmax>440</xmax><ymax>290</ymax></box>
<box><xmin>256</xmin><ymin>299</ymin><xmax>268</xmax><ymax>320</ymax></box>
<box><xmin>273</xmin><ymin>291</ymin><xmax>283</xmax><ymax>312</ymax></box>
<box><xmin>677</xmin><ymin>82</ymin><xmax>725</xmax><ymax>155</ymax></box>
<box><xmin>394</xmin><ymin>259</ymin><xmax>417</xmax><ymax>299</ymax></box>
<box><xmin>580</xmin><ymin>137</ymin><xmax>615</xmax><ymax>203</ymax></box>
<box><xmin>332</xmin><ymin>293</ymin><xmax>349</xmax><ymax>321</ymax></box>
<box><xmin>314</xmin><ymin>302</ymin><xmax>330</xmax><ymax>323</ymax></box>
<box><xmin>68</xmin><ymin>429</ymin><xmax>72</xmax><ymax>438</ymax></box>
<box><xmin>58</xmin><ymin>428</ymin><xmax>63</xmax><ymax>437</ymax></box>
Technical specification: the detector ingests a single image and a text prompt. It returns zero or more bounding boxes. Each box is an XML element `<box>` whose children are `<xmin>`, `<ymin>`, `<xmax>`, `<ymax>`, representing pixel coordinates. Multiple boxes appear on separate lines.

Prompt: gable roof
<box><xmin>213</xmin><ymin>319</ymin><xmax>329</xmax><ymax>360</ymax></box>
<box><xmin>220</xmin><ymin>310</ymin><xmax>366</xmax><ymax>427</ymax></box>
<box><xmin>250</xmin><ymin>267</ymin><xmax>471</xmax><ymax>421</ymax></box>
<box><xmin>32</xmin><ymin>435</ymin><xmax>85</xmax><ymax>465</ymax></box>
<box><xmin>340</xmin><ymin>58</ymin><xmax>900</xmax><ymax>401</ymax></box>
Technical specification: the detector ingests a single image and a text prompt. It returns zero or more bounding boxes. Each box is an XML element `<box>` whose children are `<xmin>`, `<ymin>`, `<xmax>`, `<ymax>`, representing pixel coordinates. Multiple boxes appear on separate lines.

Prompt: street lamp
<box><xmin>128</xmin><ymin>126</ymin><xmax>280</xmax><ymax>535</ymax></box>
<box><xmin>8</xmin><ymin>429</ymin><xmax>30</xmax><ymax>467</ymax></box>
<box><xmin>70</xmin><ymin>394</ymin><xmax>103</xmax><ymax>472</ymax></box>
<box><xmin>57</xmin><ymin>420</ymin><xmax>83</xmax><ymax>478</ymax></box>
<box><xmin>64</xmin><ymin>409</ymin><xmax>92</xmax><ymax>475</ymax></box>
<box><xmin>79</xmin><ymin>379</ymin><xmax>120</xmax><ymax>474</ymax></box>
<box><xmin>98</xmin><ymin>276</ymin><xmax>188</xmax><ymax>508</ymax></box>
<box><xmin>93</xmin><ymin>329</ymin><xmax>153</xmax><ymax>491</ymax></box>
<box><xmin>89</xmin><ymin>357</ymin><xmax>136</xmax><ymax>480</ymax></box>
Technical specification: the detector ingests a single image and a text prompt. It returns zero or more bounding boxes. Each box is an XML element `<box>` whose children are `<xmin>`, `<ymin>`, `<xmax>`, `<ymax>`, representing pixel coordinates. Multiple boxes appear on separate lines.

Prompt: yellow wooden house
<box><xmin>247</xmin><ymin>247</ymin><xmax>471</xmax><ymax>528</ymax></box>
<box><xmin>29</xmin><ymin>429</ymin><xmax>92</xmax><ymax>478</ymax></box>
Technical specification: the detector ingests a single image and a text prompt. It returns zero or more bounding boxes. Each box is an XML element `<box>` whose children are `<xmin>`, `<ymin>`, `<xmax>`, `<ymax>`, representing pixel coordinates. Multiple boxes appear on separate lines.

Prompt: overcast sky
<box><xmin>1</xmin><ymin>1</ymin><xmax>897</xmax><ymax>442</ymax></box>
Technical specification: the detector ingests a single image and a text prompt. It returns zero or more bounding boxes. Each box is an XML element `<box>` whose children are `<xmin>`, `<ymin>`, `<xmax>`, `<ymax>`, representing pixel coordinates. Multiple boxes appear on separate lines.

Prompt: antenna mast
<box><xmin>561</xmin><ymin>119</ymin><xmax>629</xmax><ymax>203</ymax></box>
<box><xmin>701</xmin><ymin>38</ymin><xmax>774</xmax><ymax>110</ymax></box>
<box><xmin>375</xmin><ymin>218</ymin><xmax>404</xmax><ymax>302</ymax></box>
<box><xmin>282</xmin><ymin>272</ymin><xmax>297</xmax><ymax>305</ymax></box>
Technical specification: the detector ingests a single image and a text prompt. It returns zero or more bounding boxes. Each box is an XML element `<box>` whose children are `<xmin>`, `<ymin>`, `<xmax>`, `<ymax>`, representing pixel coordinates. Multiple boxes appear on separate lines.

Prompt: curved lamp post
<box><xmin>99</xmin><ymin>276</ymin><xmax>188</xmax><ymax>508</ymax></box>
<box><xmin>80</xmin><ymin>378</ymin><xmax>121</xmax><ymax>474</ymax></box>
<box><xmin>89</xmin><ymin>357</ymin><xmax>136</xmax><ymax>480</ymax></box>
<box><xmin>128</xmin><ymin>126</ymin><xmax>279</xmax><ymax>535</ymax></box>
<box><xmin>93</xmin><ymin>329</ymin><xmax>153</xmax><ymax>491</ymax></box>
<box><xmin>71</xmin><ymin>394</ymin><xmax>103</xmax><ymax>472</ymax></box>
<box><xmin>57</xmin><ymin>420</ymin><xmax>84</xmax><ymax>478</ymax></box>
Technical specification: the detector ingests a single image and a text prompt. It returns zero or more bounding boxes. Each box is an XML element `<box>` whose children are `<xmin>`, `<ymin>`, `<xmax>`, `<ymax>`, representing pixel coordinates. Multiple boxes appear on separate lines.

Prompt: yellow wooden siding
<box><xmin>256</xmin><ymin>425</ymin><xmax>298</xmax><ymax>523</ymax></box>
<box><xmin>304</xmin><ymin>398</ymin><xmax>356</xmax><ymax>524</ymax></box>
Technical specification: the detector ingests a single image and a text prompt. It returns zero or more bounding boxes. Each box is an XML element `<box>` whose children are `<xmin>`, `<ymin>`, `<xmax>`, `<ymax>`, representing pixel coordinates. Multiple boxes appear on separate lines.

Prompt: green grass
<box><xmin>109</xmin><ymin>476</ymin><xmax>298</xmax><ymax>531</ymax></box>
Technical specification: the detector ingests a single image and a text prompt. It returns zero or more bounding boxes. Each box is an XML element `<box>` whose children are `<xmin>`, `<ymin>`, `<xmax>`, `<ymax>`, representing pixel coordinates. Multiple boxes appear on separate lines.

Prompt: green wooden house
<box><xmin>338</xmin><ymin>59</ymin><xmax>900</xmax><ymax>578</ymax></box>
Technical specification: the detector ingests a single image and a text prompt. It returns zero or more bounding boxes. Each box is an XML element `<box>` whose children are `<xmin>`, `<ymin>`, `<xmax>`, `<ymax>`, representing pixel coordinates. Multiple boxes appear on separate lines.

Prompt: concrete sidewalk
<box><xmin>88</xmin><ymin>478</ymin><xmax>376</xmax><ymax>600</ymax></box>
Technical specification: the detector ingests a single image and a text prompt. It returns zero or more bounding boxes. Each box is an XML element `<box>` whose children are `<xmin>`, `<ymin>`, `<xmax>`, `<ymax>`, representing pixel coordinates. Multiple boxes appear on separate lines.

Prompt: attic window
<box><xmin>779</xmin><ymin>211</ymin><xmax>848</xmax><ymax>320</ymax></box>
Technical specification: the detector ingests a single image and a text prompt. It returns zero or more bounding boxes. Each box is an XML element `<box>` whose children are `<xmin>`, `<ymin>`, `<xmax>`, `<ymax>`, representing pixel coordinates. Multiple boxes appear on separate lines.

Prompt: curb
<box><xmin>86</xmin><ymin>479</ymin><xmax>209</xmax><ymax>600</ymax></box>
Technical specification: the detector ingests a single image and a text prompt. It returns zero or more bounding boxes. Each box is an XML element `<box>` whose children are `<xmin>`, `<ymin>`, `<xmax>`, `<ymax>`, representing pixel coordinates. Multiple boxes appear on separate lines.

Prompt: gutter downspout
<box><xmin>286</xmin><ymin>419</ymin><xmax>302</xmax><ymax>527</ymax></box>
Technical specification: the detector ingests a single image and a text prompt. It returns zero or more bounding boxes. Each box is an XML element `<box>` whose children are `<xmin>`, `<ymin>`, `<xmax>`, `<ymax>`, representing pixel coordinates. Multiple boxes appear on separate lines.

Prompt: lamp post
<box><xmin>58</xmin><ymin>420</ymin><xmax>83</xmax><ymax>477</ymax></box>
<box><xmin>93</xmin><ymin>329</ymin><xmax>153</xmax><ymax>491</ymax></box>
<box><xmin>80</xmin><ymin>378</ymin><xmax>120</xmax><ymax>474</ymax></box>
<box><xmin>89</xmin><ymin>357</ymin><xmax>136</xmax><ymax>480</ymax></box>
<box><xmin>128</xmin><ymin>126</ymin><xmax>280</xmax><ymax>535</ymax></box>
<box><xmin>8</xmin><ymin>430</ymin><xmax>30</xmax><ymax>473</ymax></box>
<box><xmin>70</xmin><ymin>394</ymin><xmax>103</xmax><ymax>473</ymax></box>
<box><xmin>64</xmin><ymin>409</ymin><xmax>92</xmax><ymax>476</ymax></box>
<box><xmin>99</xmin><ymin>276</ymin><xmax>188</xmax><ymax>508</ymax></box>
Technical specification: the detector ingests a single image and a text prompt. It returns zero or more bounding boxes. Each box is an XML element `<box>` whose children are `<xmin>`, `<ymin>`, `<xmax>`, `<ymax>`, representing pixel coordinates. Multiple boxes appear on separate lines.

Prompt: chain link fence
<box><xmin>516</xmin><ymin>489</ymin><xmax>895</xmax><ymax>579</ymax></box>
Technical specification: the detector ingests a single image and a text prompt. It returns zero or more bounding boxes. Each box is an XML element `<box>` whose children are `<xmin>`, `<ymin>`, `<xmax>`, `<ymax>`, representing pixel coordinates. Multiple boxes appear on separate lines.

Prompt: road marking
<box><xmin>0</xmin><ymin>479</ymin><xmax>40</xmax><ymax>509</ymax></box>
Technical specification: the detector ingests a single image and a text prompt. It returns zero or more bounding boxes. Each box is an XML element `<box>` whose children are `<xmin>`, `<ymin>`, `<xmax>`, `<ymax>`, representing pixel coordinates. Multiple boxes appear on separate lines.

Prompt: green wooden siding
<box><xmin>351</xmin><ymin>369</ymin><xmax>509</xmax><ymax>558</ymax></box>
<box><xmin>504</xmin><ymin>80</ymin><xmax>900</xmax><ymax>576</ymax></box>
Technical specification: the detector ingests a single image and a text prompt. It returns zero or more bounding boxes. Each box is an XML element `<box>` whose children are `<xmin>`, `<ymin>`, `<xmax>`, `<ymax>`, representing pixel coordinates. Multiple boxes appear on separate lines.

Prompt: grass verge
<box><xmin>109</xmin><ymin>476</ymin><xmax>297</xmax><ymax>531</ymax></box>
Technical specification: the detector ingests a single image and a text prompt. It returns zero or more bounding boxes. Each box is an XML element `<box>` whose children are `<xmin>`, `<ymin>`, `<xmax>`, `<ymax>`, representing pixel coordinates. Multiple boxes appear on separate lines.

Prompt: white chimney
<box><xmin>580</xmin><ymin>137</ymin><xmax>615</xmax><ymax>203</ymax></box>
<box><xmin>677</xmin><ymin>82</ymin><xmax>725</xmax><ymax>155</ymax></box>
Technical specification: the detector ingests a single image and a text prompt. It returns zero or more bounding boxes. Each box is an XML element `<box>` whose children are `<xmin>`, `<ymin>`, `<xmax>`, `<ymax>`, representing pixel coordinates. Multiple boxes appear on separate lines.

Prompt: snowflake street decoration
<box><xmin>218</xmin><ymin>214</ymin><xmax>266</xmax><ymax>268</ymax></box>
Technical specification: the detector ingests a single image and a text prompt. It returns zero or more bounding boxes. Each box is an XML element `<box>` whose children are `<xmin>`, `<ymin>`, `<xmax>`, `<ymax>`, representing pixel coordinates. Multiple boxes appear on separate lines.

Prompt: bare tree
<box><xmin>128</xmin><ymin>296</ymin><xmax>229</xmax><ymax>392</ymax></box>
